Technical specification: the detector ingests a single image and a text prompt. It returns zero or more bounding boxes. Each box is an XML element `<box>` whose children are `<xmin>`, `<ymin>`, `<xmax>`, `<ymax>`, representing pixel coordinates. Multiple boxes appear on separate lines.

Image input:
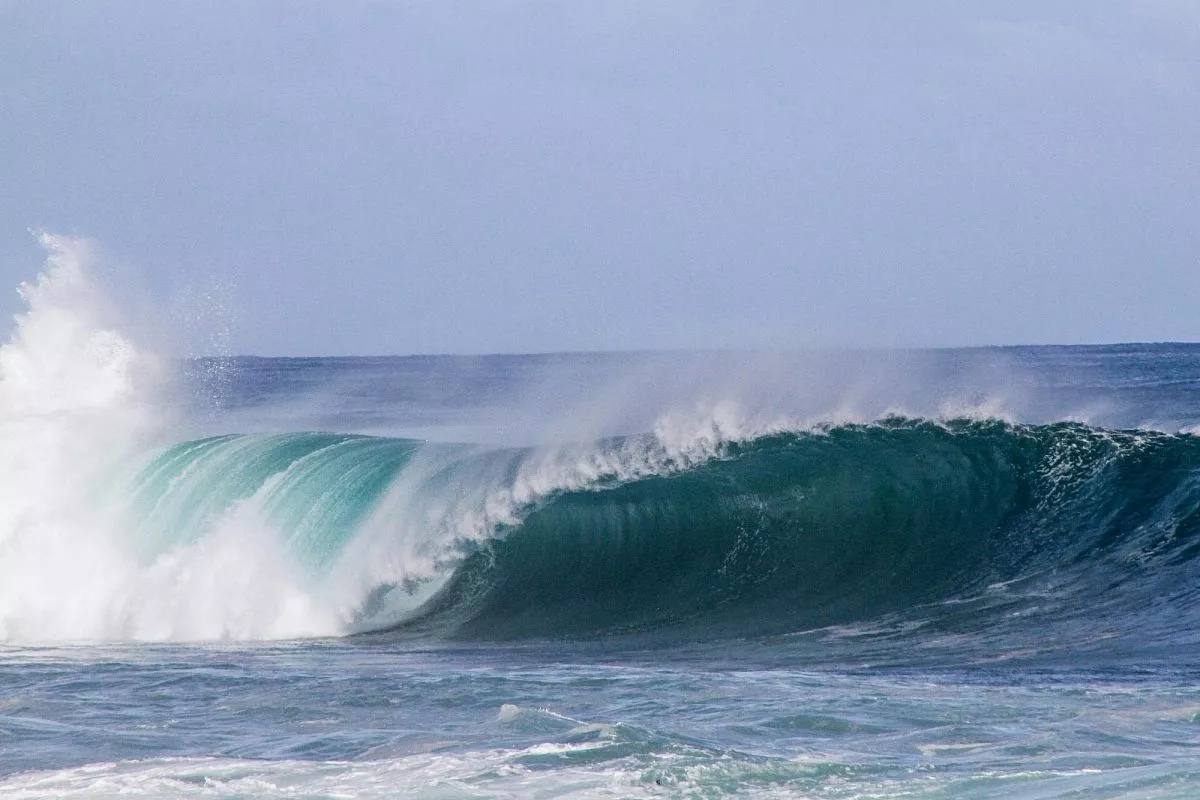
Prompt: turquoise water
<box><xmin>4</xmin><ymin>347</ymin><xmax>1200</xmax><ymax>798</ymax></box>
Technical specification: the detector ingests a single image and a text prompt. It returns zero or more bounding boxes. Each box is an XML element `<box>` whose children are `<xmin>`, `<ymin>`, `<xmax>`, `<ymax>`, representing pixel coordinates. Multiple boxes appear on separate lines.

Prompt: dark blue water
<box><xmin>3</xmin><ymin>345</ymin><xmax>1200</xmax><ymax>798</ymax></box>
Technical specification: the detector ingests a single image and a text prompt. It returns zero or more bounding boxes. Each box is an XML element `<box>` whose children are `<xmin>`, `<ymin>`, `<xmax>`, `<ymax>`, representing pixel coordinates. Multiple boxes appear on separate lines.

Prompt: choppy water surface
<box><xmin>4</xmin><ymin>642</ymin><xmax>1200</xmax><ymax>799</ymax></box>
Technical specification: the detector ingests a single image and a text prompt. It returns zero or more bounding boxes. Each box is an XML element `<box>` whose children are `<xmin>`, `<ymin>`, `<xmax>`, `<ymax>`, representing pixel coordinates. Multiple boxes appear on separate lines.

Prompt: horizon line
<box><xmin>186</xmin><ymin>340</ymin><xmax>1200</xmax><ymax>361</ymax></box>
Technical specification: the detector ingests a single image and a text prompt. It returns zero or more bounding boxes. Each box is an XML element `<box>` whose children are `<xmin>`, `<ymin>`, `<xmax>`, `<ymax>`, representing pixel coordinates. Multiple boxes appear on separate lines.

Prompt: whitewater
<box><xmin>4</xmin><ymin>237</ymin><xmax>1200</xmax><ymax>798</ymax></box>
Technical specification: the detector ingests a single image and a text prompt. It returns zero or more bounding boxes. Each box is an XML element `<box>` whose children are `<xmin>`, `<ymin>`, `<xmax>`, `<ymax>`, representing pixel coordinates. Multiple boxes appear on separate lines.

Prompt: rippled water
<box><xmin>4</xmin><ymin>642</ymin><xmax>1200</xmax><ymax>799</ymax></box>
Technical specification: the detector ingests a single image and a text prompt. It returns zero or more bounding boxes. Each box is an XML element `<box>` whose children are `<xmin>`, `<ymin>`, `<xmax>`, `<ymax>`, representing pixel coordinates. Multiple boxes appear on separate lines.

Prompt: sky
<box><xmin>1</xmin><ymin>1</ymin><xmax>1197</xmax><ymax>356</ymax></box>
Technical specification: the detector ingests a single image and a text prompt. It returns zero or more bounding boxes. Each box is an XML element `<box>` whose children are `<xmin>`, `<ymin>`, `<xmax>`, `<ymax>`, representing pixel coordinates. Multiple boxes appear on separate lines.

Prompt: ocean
<box><xmin>3</xmin><ymin>247</ymin><xmax>1200</xmax><ymax>797</ymax></box>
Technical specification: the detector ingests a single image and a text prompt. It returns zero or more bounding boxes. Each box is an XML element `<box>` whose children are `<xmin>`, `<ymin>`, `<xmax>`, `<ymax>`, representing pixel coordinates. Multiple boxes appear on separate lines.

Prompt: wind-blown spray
<box><xmin>0</xmin><ymin>237</ymin><xmax>333</xmax><ymax>640</ymax></box>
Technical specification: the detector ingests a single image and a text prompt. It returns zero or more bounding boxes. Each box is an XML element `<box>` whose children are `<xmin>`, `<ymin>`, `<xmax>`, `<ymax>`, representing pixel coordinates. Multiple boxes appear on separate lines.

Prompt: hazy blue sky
<box><xmin>1</xmin><ymin>1</ymin><xmax>1197</xmax><ymax>355</ymax></box>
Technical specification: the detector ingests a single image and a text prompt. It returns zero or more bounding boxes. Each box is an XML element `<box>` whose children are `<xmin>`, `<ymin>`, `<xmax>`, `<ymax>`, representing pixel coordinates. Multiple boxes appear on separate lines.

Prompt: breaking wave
<box><xmin>3</xmin><ymin>237</ymin><xmax>1200</xmax><ymax>646</ymax></box>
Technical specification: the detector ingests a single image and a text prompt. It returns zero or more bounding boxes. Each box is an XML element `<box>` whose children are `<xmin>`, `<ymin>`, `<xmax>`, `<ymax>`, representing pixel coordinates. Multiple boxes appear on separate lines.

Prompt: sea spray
<box><xmin>0</xmin><ymin>234</ymin><xmax>158</xmax><ymax>639</ymax></box>
<box><xmin>0</xmin><ymin>237</ymin><xmax>333</xmax><ymax>640</ymax></box>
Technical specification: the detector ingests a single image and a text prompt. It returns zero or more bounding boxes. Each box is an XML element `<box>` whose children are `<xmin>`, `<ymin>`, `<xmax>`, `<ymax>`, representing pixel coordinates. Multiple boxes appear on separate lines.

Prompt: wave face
<box><xmin>128</xmin><ymin>433</ymin><xmax>420</xmax><ymax>570</ymax></box>
<box><xmin>410</xmin><ymin>419</ymin><xmax>1200</xmax><ymax>641</ymax></box>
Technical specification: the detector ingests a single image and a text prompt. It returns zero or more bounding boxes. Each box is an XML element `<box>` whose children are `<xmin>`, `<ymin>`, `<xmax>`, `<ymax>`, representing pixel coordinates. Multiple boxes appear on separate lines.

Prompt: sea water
<box><xmin>2</xmin><ymin>238</ymin><xmax>1200</xmax><ymax>797</ymax></box>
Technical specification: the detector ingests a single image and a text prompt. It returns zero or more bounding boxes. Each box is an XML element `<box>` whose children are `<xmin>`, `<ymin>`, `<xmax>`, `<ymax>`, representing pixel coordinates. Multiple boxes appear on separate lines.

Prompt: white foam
<box><xmin>0</xmin><ymin>236</ymin><xmax>334</xmax><ymax>641</ymax></box>
<box><xmin>0</xmin><ymin>753</ymin><xmax>659</xmax><ymax>799</ymax></box>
